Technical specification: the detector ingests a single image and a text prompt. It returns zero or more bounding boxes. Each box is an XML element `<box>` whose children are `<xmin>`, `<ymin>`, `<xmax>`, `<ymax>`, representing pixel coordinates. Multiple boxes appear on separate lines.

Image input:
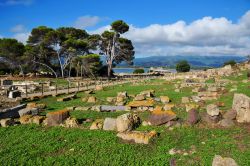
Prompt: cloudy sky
<box><xmin>0</xmin><ymin>0</ymin><xmax>250</xmax><ymax>57</ymax></box>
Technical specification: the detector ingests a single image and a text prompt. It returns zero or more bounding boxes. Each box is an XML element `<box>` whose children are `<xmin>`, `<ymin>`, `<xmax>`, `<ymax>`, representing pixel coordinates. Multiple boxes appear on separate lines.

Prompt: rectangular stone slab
<box><xmin>100</xmin><ymin>105</ymin><xmax>127</xmax><ymax>112</ymax></box>
<box><xmin>46</xmin><ymin>110</ymin><xmax>69</xmax><ymax>126</ymax></box>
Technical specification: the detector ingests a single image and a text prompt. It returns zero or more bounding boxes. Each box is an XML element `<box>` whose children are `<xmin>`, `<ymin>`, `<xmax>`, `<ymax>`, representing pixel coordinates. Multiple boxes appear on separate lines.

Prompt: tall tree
<box><xmin>100</xmin><ymin>20</ymin><xmax>134</xmax><ymax>78</ymax></box>
<box><xmin>27</xmin><ymin>26</ymin><xmax>92</xmax><ymax>77</ymax></box>
<box><xmin>0</xmin><ymin>38</ymin><xmax>26</xmax><ymax>75</ymax></box>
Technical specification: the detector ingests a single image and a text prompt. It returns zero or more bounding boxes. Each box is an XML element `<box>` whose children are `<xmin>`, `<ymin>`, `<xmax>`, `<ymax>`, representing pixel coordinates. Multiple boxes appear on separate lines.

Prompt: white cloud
<box><xmin>13</xmin><ymin>32</ymin><xmax>30</xmax><ymax>43</ymax></box>
<box><xmin>0</xmin><ymin>0</ymin><xmax>33</xmax><ymax>6</ymax></box>
<box><xmin>88</xmin><ymin>25</ymin><xmax>111</xmax><ymax>34</ymax></box>
<box><xmin>74</xmin><ymin>16</ymin><xmax>101</xmax><ymax>29</ymax></box>
<box><xmin>94</xmin><ymin>10</ymin><xmax>250</xmax><ymax>57</ymax></box>
<box><xmin>127</xmin><ymin>11</ymin><xmax>250</xmax><ymax>56</ymax></box>
<box><xmin>10</xmin><ymin>24</ymin><xmax>26</xmax><ymax>33</ymax></box>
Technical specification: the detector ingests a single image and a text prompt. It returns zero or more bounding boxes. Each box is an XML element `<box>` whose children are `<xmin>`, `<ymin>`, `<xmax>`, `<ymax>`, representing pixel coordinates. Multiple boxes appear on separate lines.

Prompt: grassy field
<box><xmin>0</xmin><ymin>71</ymin><xmax>249</xmax><ymax>165</ymax></box>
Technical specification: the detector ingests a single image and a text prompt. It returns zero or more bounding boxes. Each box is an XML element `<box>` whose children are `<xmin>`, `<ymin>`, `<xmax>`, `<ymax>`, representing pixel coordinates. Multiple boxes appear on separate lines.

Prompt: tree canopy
<box><xmin>176</xmin><ymin>60</ymin><xmax>191</xmax><ymax>72</ymax></box>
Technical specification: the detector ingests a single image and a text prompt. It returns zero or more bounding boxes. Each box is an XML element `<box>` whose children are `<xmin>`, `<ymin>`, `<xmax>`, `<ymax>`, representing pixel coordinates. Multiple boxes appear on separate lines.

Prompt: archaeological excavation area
<box><xmin>0</xmin><ymin>62</ymin><xmax>250</xmax><ymax>165</ymax></box>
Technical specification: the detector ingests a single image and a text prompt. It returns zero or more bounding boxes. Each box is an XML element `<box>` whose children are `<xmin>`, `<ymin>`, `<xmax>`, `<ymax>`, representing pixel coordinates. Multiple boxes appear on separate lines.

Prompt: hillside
<box><xmin>117</xmin><ymin>55</ymin><xmax>247</xmax><ymax>68</ymax></box>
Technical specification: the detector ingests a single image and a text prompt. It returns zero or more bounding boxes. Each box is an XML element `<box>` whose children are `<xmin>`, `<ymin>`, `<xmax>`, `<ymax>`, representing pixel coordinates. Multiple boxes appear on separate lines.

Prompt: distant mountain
<box><xmin>117</xmin><ymin>55</ymin><xmax>247</xmax><ymax>68</ymax></box>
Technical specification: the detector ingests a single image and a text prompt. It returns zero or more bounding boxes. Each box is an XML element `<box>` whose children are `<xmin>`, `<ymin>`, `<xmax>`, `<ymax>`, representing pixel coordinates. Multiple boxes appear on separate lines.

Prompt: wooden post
<box><xmin>41</xmin><ymin>83</ymin><xmax>44</xmax><ymax>96</ymax></box>
<box><xmin>78</xmin><ymin>81</ymin><xmax>80</xmax><ymax>92</ymax></box>
<box><xmin>67</xmin><ymin>81</ymin><xmax>70</xmax><ymax>94</ymax></box>
<box><xmin>55</xmin><ymin>83</ymin><xmax>58</xmax><ymax>95</ymax></box>
<box><xmin>25</xmin><ymin>84</ymin><xmax>28</xmax><ymax>97</ymax></box>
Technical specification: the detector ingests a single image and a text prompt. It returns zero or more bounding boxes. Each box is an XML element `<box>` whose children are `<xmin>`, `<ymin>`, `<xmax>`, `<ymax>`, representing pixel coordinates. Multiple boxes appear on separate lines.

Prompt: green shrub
<box><xmin>176</xmin><ymin>60</ymin><xmax>190</xmax><ymax>72</ymax></box>
<box><xmin>133</xmin><ymin>68</ymin><xmax>144</xmax><ymax>74</ymax></box>
<box><xmin>247</xmin><ymin>70</ymin><xmax>250</xmax><ymax>79</ymax></box>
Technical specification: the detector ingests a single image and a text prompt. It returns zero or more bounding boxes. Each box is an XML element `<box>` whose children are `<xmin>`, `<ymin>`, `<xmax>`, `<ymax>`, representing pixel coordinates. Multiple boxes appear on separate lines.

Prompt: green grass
<box><xmin>1</xmin><ymin>125</ymin><xmax>249</xmax><ymax>165</ymax></box>
<box><xmin>1</xmin><ymin>71</ymin><xmax>250</xmax><ymax>165</ymax></box>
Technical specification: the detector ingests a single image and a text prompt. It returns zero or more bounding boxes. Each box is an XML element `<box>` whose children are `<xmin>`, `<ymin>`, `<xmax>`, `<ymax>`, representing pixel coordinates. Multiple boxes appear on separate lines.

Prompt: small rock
<box><xmin>64</xmin><ymin>117</ymin><xmax>79</xmax><ymax>128</ymax></box>
<box><xmin>187</xmin><ymin>109</ymin><xmax>200</xmax><ymax>125</ymax></box>
<box><xmin>206</xmin><ymin>104</ymin><xmax>220</xmax><ymax>116</ymax></box>
<box><xmin>75</xmin><ymin>106</ymin><xmax>90</xmax><ymax>111</ymax></box>
<box><xmin>212</xmin><ymin>155</ymin><xmax>238</xmax><ymax>166</ymax></box>
<box><xmin>0</xmin><ymin>118</ymin><xmax>15</xmax><ymax>127</ymax></box>
<box><xmin>117</xmin><ymin>130</ymin><xmax>157</xmax><ymax>144</ymax></box>
<box><xmin>103</xmin><ymin>118</ymin><xmax>117</xmax><ymax>131</ymax></box>
<box><xmin>223</xmin><ymin>109</ymin><xmax>236</xmax><ymax>120</ymax></box>
<box><xmin>134</xmin><ymin>94</ymin><xmax>145</xmax><ymax>101</ymax></box>
<box><xmin>182</xmin><ymin>97</ymin><xmax>190</xmax><ymax>104</ymax></box>
<box><xmin>160</xmin><ymin>96</ymin><xmax>170</xmax><ymax>104</ymax></box>
<box><xmin>32</xmin><ymin>116</ymin><xmax>45</xmax><ymax>125</ymax></box>
<box><xmin>106</xmin><ymin>97</ymin><xmax>116</xmax><ymax>103</ymax></box>
<box><xmin>90</xmin><ymin>119</ymin><xmax>103</xmax><ymax>130</ymax></box>
<box><xmin>169</xmin><ymin>148</ymin><xmax>177</xmax><ymax>155</ymax></box>
<box><xmin>87</xmin><ymin>96</ymin><xmax>97</xmax><ymax>103</ymax></box>
<box><xmin>116</xmin><ymin>113</ymin><xmax>140</xmax><ymax>132</ymax></box>
<box><xmin>218</xmin><ymin>119</ymin><xmax>235</xmax><ymax>128</ymax></box>
<box><xmin>163</xmin><ymin>103</ymin><xmax>175</xmax><ymax>111</ymax></box>
<box><xmin>19</xmin><ymin>115</ymin><xmax>33</xmax><ymax>124</ymax></box>
<box><xmin>142</xmin><ymin>121</ymin><xmax>150</xmax><ymax>126</ymax></box>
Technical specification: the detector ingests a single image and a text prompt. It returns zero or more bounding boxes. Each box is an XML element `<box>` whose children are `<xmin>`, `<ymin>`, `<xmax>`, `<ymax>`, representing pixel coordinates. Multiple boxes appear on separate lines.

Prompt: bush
<box><xmin>224</xmin><ymin>60</ymin><xmax>236</xmax><ymax>66</ymax></box>
<box><xmin>133</xmin><ymin>68</ymin><xmax>144</xmax><ymax>74</ymax></box>
<box><xmin>247</xmin><ymin>70</ymin><xmax>250</xmax><ymax>79</ymax></box>
<box><xmin>176</xmin><ymin>60</ymin><xmax>190</xmax><ymax>72</ymax></box>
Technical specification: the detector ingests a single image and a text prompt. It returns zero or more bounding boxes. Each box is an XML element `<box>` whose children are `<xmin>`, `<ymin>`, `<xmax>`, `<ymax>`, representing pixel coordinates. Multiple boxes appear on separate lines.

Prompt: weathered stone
<box><xmin>148</xmin><ymin>107</ymin><xmax>176</xmax><ymax>126</ymax></box>
<box><xmin>87</xmin><ymin>96</ymin><xmax>97</xmax><ymax>103</ymax></box>
<box><xmin>163</xmin><ymin>103</ymin><xmax>175</xmax><ymax>111</ymax></box>
<box><xmin>208</xmin><ymin>87</ymin><xmax>220</xmax><ymax>92</ymax></box>
<box><xmin>46</xmin><ymin>110</ymin><xmax>69</xmax><ymax>126</ymax></box>
<box><xmin>18</xmin><ymin>108</ymin><xmax>32</xmax><ymax>117</ymax></box>
<box><xmin>32</xmin><ymin>116</ymin><xmax>45</xmax><ymax>125</ymax></box>
<box><xmin>223</xmin><ymin>109</ymin><xmax>236</xmax><ymax>120</ymax></box>
<box><xmin>57</xmin><ymin>94</ymin><xmax>76</xmax><ymax>102</ymax></box>
<box><xmin>116</xmin><ymin>113</ymin><xmax>140</xmax><ymax>132</ymax></box>
<box><xmin>91</xmin><ymin>105</ymin><xmax>101</xmax><ymax>112</ymax></box>
<box><xmin>232</xmin><ymin>93</ymin><xmax>250</xmax><ymax>123</ymax></box>
<box><xmin>75</xmin><ymin>106</ymin><xmax>90</xmax><ymax>111</ymax></box>
<box><xmin>90</xmin><ymin>119</ymin><xmax>103</xmax><ymax>130</ymax></box>
<box><xmin>142</xmin><ymin>121</ymin><xmax>150</xmax><ymax>126</ymax></box>
<box><xmin>103</xmin><ymin>118</ymin><xmax>117</xmax><ymax>131</ymax></box>
<box><xmin>100</xmin><ymin>105</ymin><xmax>127</xmax><ymax>112</ymax></box>
<box><xmin>64</xmin><ymin>117</ymin><xmax>79</xmax><ymax>128</ymax></box>
<box><xmin>0</xmin><ymin>104</ymin><xmax>26</xmax><ymax>119</ymax></box>
<box><xmin>140</xmin><ymin>90</ymin><xmax>155</xmax><ymax>97</ymax></box>
<box><xmin>207</xmin><ymin>104</ymin><xmax>220</xmax><ymax>116</ymax></box>
<box><xmin>117</xmin><ymin>130</ymin><xmax>157</xmax><ymax>144</ymax></box>
<box><xmin>175</xmin><ymin>89</ymin><xmax>180</xmax><ymax>92</ymax></box>
<box><xmin>66</xmin><ymin>106</ymin><xmax>76</xmax><ymax>111</ymax></box>
<box><xmin>200</xmin><ymin>112</ymin><xmax>221</xmax><ymax>124</ymax></box>
<box><xmin>134</xmin><ymin>94</ymin><xmax>145</xmax><ymax>101</ymax></box>
<box><xmin>85</xmin><ymin>90</ymin><xmax>94</xmax><ymax>94</ymax></box>
<box><xmin>218</xmin><ymin>119</ymin><xmax>235</xmax><ymax>128</ymax></box>
<box><xmin>198</xmin><ymin>92</ymin><xmax>219</xmax><ymax>100</ymax></box>
<box><xmin>81</xmin><ymin>97</ymin><xmax>88</xmax><ymax>102</ymax></box>
<box><xmin>106</xmin><ymin>97</ymin><xmax>116</xmax><ymax>103</ymax></box>
<box><xmin>187</xmin><ymin>109</ymin><xmax>199</xmax><ymax>125</ymax></box>
<box><xmin>216</xmin><ymin>102</ymin><xmax>225</xmax><ymax>107</ymax></box>
<box><xmin>19</xmin><ymin>115</ymin><xmax>33</xmax><ymax>124</ymax></box>
<box><xmin>181</xmin><ymin>97</ymin><xmax>190</xmax><ymax>104</ymax></box>
<box><xmin>95</xmin><ymin>85</ymin><xmax>103</xmax><ymax>91</ymax></box>
<box><xmin>160</xmin><ymin>96</ymin><xmax>170</xmax><ymax>103</ymax></box>
<box><xmin>127</xmin><ymin>99</ymin><xmax>154</xmax><ymax>107</ymax></box>
<box><xmin>0</xmin><ymin>118</ymin><xmax>15</xmax><ymax>127</ymax></box>
<box><xmin>212</xmin><ymin>155</ymin><xmax>238</xmax><ymax>166</ymax></box>
<box><xmin>117</xmin><ymin>91</ymin><xmax>127</xmax><ymax>98</ymax></box>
